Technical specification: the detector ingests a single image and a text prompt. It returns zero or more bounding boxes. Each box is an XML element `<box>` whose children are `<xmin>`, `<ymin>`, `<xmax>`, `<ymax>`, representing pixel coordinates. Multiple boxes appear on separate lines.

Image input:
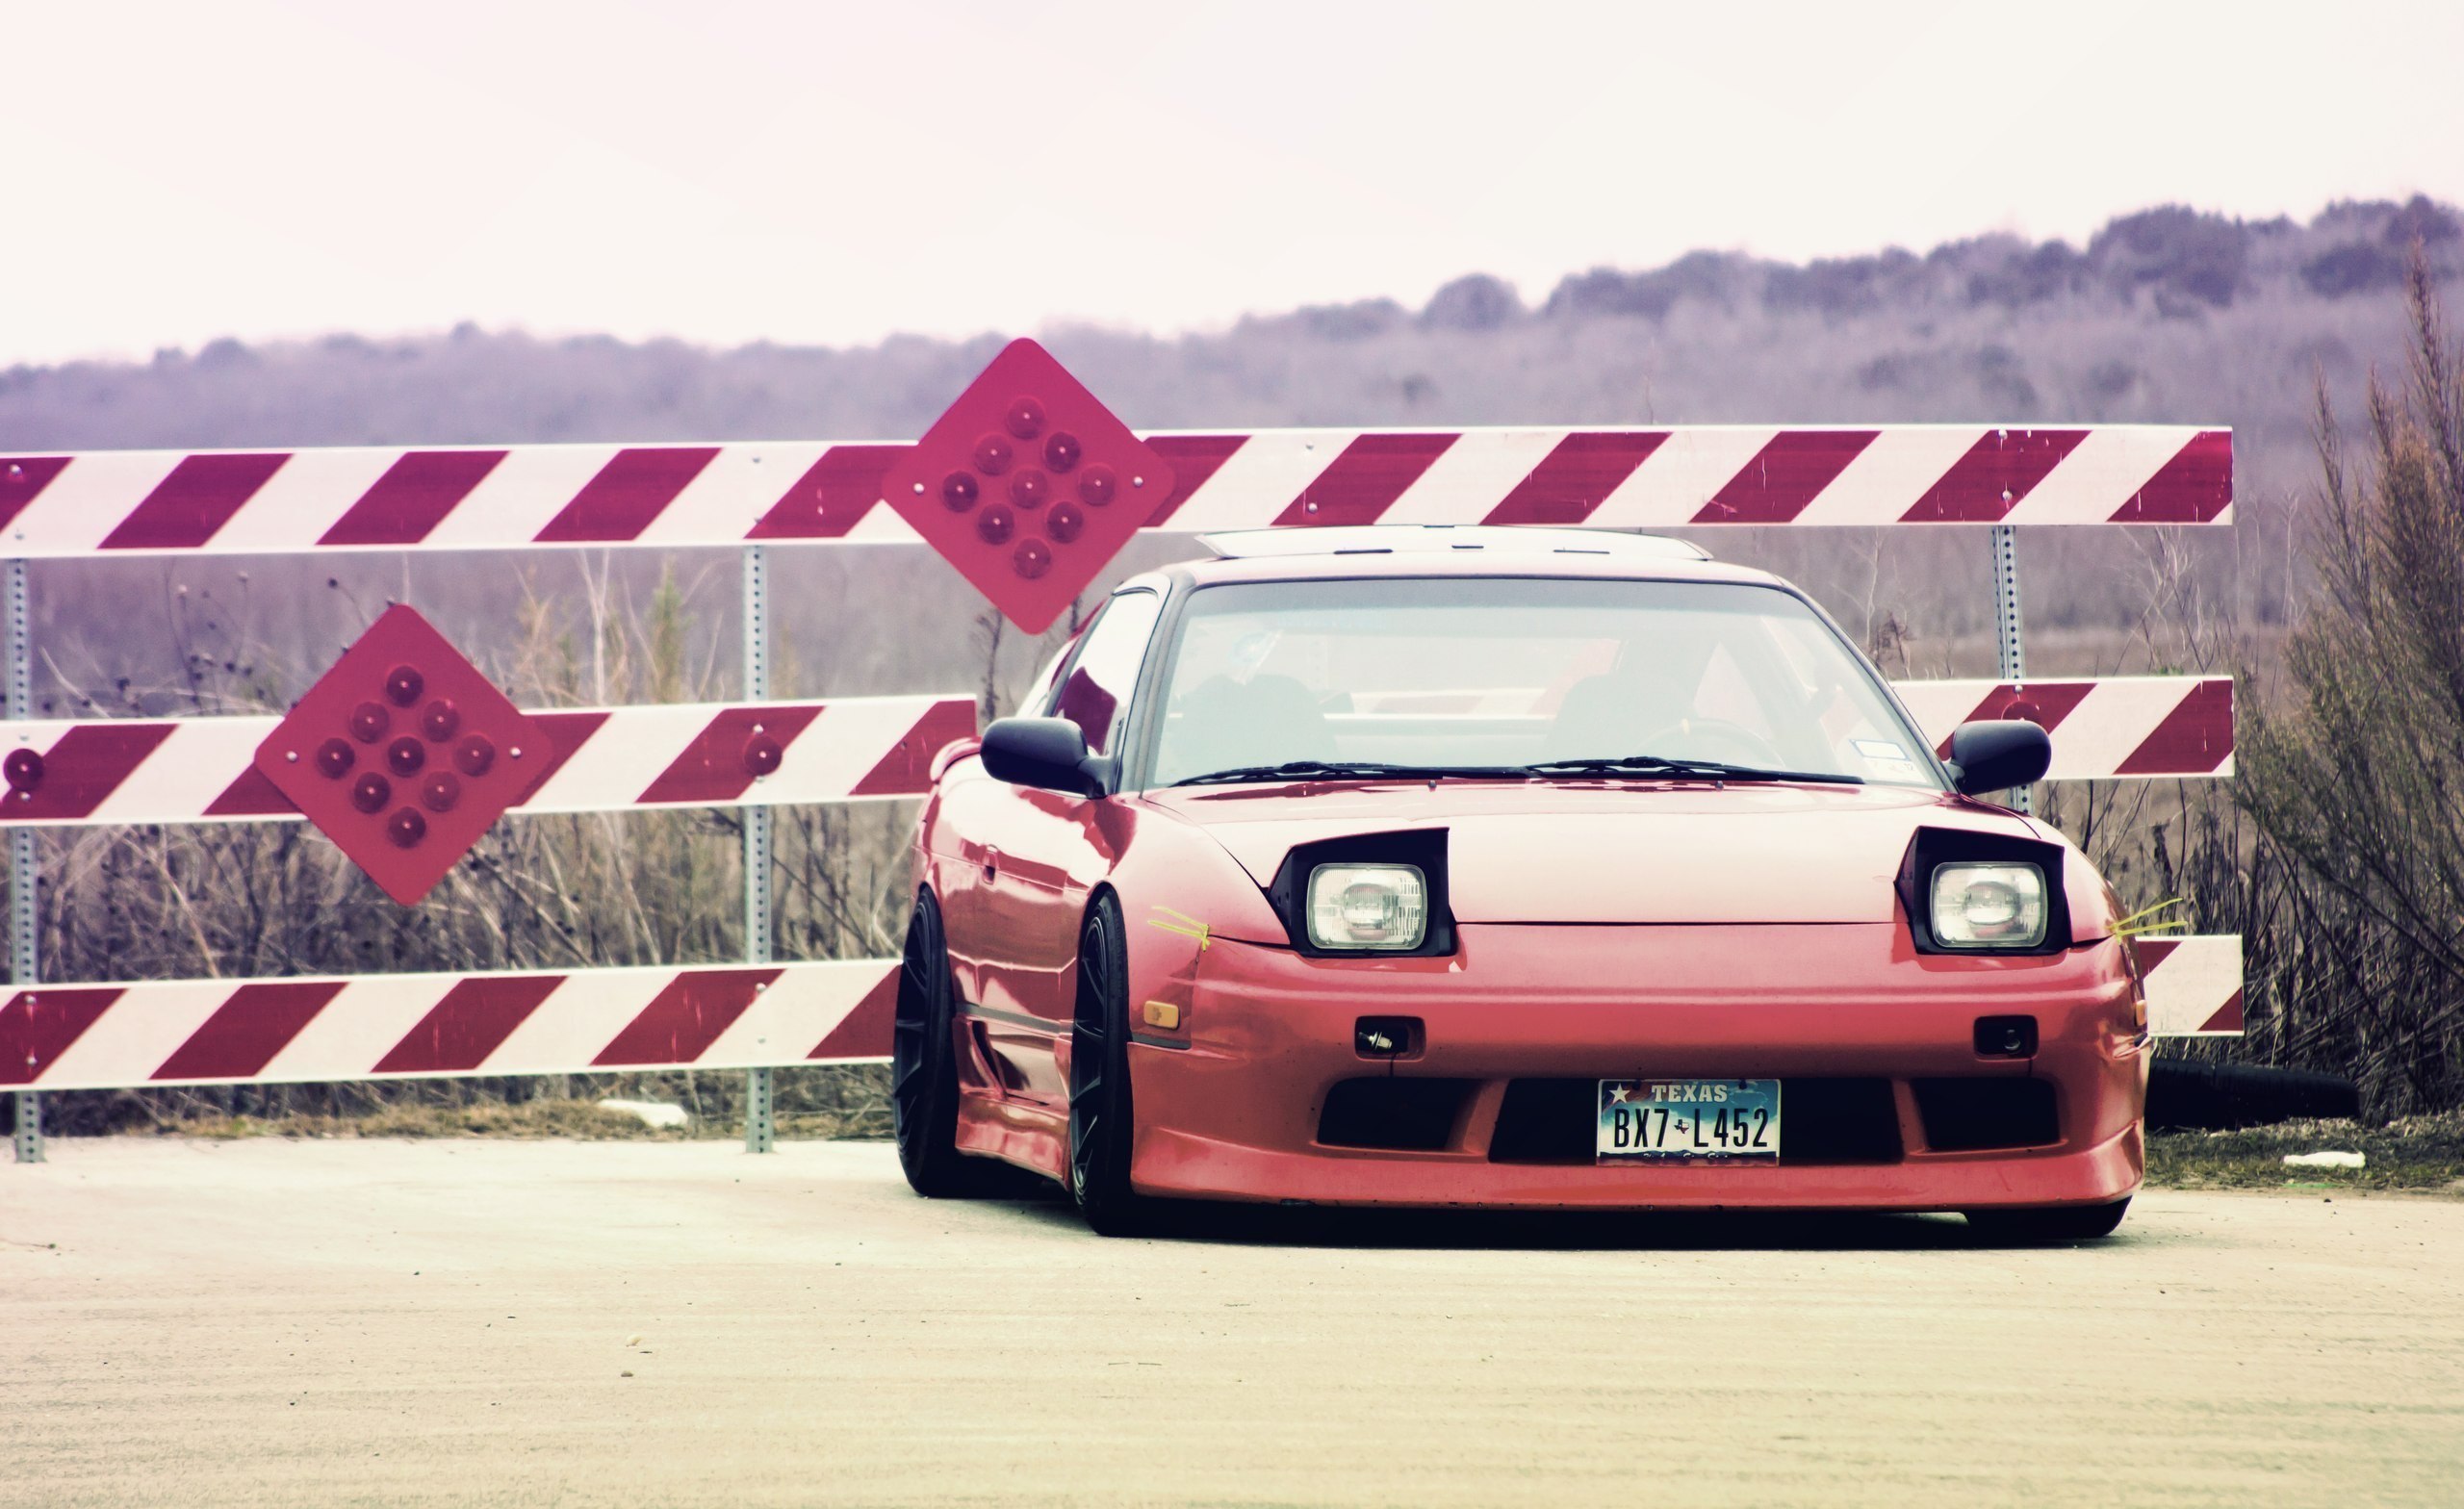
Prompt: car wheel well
<box><xmin>1081</xmin><ymin>882</ymin><xmax>1121</xmax><ymax>934</ymax></box>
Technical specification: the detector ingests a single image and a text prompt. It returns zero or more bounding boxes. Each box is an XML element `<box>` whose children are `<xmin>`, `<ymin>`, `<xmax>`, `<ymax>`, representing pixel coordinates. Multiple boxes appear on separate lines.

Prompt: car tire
<box><xmin>892</xmin><ymin>891</ymin><xmax>1013</xmax><ymax>1198</ymax></box>
<box><xmin>1068</xmin><ymin>892</ymin><xmax>1158</xmax><ymax>1237</ymax></box>
<box><xmin>1963</xmin><ymin>1197</ymin><xmax>2132</xmax><ymax>1242</ymax></box>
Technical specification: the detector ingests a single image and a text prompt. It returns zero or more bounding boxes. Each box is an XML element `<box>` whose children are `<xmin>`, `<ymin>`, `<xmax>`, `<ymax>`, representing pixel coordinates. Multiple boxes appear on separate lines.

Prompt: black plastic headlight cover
<box><xmin>1895</xmin><ymin>826</ymin><xmax>2072</xmax><ymax>956</ymax></box>
<box><xmin>1266</xmin><ymin>829</ymin><xmax>1457</xmax><ymax>959</ymax></box>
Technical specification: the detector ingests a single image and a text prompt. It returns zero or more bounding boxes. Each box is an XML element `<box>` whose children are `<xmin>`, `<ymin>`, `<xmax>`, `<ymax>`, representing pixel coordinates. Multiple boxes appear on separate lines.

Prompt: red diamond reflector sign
<box><xmin>254</xmin><ymin>604</ymin><xmax>547</xmax><ymax>906</ymax></box>
<box><xmin>881</xmin><ymin>339</ymin><xmax>1175</xmax><ymax>634</ymax></box>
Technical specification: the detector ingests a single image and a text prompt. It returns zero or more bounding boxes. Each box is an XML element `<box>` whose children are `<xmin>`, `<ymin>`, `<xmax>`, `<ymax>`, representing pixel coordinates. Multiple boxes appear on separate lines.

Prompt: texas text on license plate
<box><xmin>1597</xmin><ymin>1079</ymin><xmax>1781</xmax><ymax>1161</ymax></box>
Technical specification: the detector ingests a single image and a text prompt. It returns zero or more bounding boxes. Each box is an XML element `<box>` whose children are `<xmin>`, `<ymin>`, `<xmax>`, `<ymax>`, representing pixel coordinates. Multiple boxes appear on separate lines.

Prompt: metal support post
<box><xmin>742</xmin><ymin>545</ymin><xmax>776</xmax><ymax>1153</ymax></box>
<box><xmin>9</xmin><ymin>558</ymin><xmax>42</xmax><ymax>1162</ymax></box>
<box><xmin>1989</xmin><ymin>524</ymin><xmax>2033</xmax><ymax>816</ymax></box>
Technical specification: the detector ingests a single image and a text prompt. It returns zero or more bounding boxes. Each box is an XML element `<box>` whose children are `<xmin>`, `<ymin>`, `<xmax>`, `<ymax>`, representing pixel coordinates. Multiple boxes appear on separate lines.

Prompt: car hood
<box><xmin>1137</xmin><ymin>780</ymin><xmax>2037</xmax><ymax>924</ymax></box>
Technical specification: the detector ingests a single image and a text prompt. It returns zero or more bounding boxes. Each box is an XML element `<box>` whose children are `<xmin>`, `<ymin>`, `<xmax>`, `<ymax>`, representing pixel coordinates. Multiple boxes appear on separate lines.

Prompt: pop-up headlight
<box><xmin>1306</xmin><ymin>864</ymin><xmax>1428</xmax><ymax>951</ymax></box>
<box><xmin>1267</xmin><ymin>830</ymin><xmax>1454</xmax><ymax>958</ymax></box>
<box><xmin>1895</xmin><ymin>828</ymin><xmax>2071</xmax><ymax>957</ymax></box>
<box><xmin>1929</xmin><ymin>862</ymin><xmax>2047</xmax><ymax>948</ymax></box>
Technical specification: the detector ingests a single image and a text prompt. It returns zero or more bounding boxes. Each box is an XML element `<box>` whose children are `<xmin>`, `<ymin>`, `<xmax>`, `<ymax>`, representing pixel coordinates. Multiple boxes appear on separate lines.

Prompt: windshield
<box><xmin>1142</xmin><ymin>576</ymin><xmax>1938</xmax><ymax>789</ymax></box>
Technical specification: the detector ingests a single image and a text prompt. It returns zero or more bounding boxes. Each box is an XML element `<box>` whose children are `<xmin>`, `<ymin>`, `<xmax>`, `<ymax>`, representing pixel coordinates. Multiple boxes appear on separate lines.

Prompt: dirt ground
<box><xmin>5</xmin><ymin>1138</ymin><xmax>2459</xmax><ymax>1507</ymax></box>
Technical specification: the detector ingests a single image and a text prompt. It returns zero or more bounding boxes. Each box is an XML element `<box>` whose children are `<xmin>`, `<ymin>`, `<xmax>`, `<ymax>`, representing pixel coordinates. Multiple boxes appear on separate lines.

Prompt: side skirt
<box><xmin>954</xmin><ymin>1092</ymin><xmax>1069</xmax><ymax>1185</ymax></box>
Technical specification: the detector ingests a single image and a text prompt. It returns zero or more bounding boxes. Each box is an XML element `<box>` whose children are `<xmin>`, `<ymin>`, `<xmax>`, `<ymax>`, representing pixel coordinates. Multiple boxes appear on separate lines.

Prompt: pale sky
<box><xmin>8</xmin><ymin>0</ymin><xmax>2462</xmax><ymax>366</ymax></box>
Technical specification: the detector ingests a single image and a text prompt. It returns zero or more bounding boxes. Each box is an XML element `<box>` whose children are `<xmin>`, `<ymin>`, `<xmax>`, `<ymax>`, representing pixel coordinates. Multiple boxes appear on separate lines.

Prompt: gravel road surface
<box><xmin>5</xmin><ymin>1138</ymin><xmax>2457</xmax><ymax>1507</ymax></box>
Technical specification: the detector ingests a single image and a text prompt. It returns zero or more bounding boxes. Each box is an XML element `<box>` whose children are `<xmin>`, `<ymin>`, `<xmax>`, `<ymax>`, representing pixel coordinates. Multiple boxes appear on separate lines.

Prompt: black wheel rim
<box><xmin>891</xmin><ymin>905</ymin><xmax>936</xmax><ymax>1152</ymax></box>
<box><xmin>1068</xmin><ymin>909</ymin><xmax>1112</xmax><ymax>1203</ymax></box>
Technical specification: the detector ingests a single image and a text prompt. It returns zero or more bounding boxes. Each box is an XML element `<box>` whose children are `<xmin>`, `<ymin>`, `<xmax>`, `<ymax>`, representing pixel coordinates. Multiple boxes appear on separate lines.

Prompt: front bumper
<box><xmin>1127</xmin><ymin>923</ymin><xmax>2147</xmax><ymax>1212</ymax></box>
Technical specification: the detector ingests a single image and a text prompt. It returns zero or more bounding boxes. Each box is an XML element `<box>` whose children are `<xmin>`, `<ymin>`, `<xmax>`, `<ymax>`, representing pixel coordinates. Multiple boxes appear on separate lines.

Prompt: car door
<box><xmin>935</xmin><ymin>633</ymin><xmax>1081</xmax><ymax>1016</ymax></box>
<box><xmin>970</xmin><ymin>587</ymin><xmax>1164</xmax><ymax>1102</ymax></box>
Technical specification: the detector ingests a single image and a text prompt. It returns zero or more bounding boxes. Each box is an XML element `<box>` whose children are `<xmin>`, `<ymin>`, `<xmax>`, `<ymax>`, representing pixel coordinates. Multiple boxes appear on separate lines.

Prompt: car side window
<box><xmin>1050</xmin><ymin>590</ymin><xmax>1162</xmax><ymax>755</ymax></box>
<box><xmin>1025</xmin><ymin>637</ymin><xmax>1080</xmax><ymax>718</ymax></box>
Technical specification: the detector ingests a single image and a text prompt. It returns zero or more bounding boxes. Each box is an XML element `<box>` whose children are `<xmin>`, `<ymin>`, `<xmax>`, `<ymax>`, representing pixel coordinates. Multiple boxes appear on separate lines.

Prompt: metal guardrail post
<box><xmin>9</xmin><ymin>557</ymin><xmax>43</xmax><ymax>1163</ymax></box>
<box><xmin>1989</xmin><ymin>523</ymin><xmax>2033</xmax><ymax>816</ymax></box>
<box><xmin>742</xmin><ymin>544</ymin><xmax>776</xmax><ymax>1154</ymax></box>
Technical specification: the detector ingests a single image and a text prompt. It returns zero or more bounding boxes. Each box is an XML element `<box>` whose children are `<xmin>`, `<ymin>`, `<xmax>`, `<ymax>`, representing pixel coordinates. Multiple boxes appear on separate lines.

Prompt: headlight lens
<box><xmin>1306</xmin><ymin>863</ymin><xmax>1427</xmax><ymax>951</ymax></box>
<box><xmin>1930</xmin><ymin>862</ymin><xmax>2047</xmax><ymax>947</ymax></box>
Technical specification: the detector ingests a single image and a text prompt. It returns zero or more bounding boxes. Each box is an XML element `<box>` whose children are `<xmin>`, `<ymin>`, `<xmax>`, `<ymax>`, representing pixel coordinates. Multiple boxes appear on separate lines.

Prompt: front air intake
<box><xmin>1913</xmin><ymin>1078</ymin><xmax>2060</xmax><ymax>1151</ymax></box>
<box><xmin>1316</xmin><ymin>1077</ymin><xmax>1474</xmax><ymax>1151</ymax></box>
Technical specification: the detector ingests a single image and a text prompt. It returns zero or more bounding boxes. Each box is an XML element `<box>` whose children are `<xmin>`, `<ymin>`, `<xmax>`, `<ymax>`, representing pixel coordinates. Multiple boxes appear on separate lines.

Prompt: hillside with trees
<box><xmin>5</xmin><ymin>196</ymin><xmax>2453</xmax><ymax>656</ymax></box>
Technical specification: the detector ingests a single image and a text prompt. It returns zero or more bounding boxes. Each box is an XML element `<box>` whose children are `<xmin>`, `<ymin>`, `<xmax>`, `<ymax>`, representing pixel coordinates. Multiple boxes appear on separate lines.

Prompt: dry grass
<box><xmin>165</xmin><ymin>1098</ymin><xmax>682</xmax><ymax>1141</ymax></box>
<box><xmin>2146</xmin><ymin>1113</ymin><xmax>2464</xmax><ymax>1192</ymax></box>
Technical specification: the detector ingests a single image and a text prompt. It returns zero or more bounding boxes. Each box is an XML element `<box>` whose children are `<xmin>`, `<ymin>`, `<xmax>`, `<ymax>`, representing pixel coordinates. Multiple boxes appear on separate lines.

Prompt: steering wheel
<box><xmin>1625</xmin><ymin>717</ymin><xmax>1789</xmax><ymax>769</ymax></box>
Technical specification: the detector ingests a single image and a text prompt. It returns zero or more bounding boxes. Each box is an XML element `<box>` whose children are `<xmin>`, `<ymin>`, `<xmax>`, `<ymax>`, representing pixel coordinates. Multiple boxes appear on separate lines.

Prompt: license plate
<box><xmin>1597</xmin><ymin>1079</ymin><xmax>1781</xmax><ymax>1161</ymax></box>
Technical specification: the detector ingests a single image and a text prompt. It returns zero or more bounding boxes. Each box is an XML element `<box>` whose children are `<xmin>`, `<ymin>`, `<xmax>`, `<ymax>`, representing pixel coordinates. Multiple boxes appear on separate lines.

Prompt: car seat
<box><xmin>1168</xmin><ymin>674</ymin><xmax>1335</xmax><ymax>777</ymax></box>
<box><xmin>1545</xmin><ymin>668</ymin><xmax>1690</xmax><ymax>760</ymax></box>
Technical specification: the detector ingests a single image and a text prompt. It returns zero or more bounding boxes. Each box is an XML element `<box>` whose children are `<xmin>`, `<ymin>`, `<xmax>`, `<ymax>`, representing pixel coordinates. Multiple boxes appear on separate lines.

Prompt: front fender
<box><xmin>1111</xmin><ymin>800</ymin><xmax>1293</xmax><ymax>1045</ymax></box>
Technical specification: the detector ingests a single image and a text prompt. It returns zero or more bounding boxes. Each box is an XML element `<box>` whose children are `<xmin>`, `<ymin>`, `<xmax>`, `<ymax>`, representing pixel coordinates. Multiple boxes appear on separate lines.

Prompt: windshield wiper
<box><xmin>1521</xmin><ymin>754</ymin><xmax>1863</xmax><ymax>785</ymax></box>
<box><xmin>1171</xmin><ymin>759</ymin><xmax>1523</xmax><ymax>787</ymax></box>
<box><xmin>1172</xmin><ymin>754</ymin><xmax>1865</xmax><ymax>788</ymax></box>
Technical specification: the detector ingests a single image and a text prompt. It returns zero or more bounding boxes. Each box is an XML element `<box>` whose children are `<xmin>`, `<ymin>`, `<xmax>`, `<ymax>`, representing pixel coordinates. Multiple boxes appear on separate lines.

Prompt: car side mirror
<box><xmin>1945</xmin><ymin>719</ymin><xmax>2053</xmax><ymax>797</ymax></box>
<box><xmin>979</xmin><ymin>717</ymin><xmax>1105</xmax><ymax>796</ymax></box>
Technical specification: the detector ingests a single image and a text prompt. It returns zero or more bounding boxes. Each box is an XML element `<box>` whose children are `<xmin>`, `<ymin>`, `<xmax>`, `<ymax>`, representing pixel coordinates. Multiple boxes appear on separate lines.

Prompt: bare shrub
<box><xmin>2234</xmin><ymin>252</ymin><xmax>2464</xmax><ymax>1113</ymax></box>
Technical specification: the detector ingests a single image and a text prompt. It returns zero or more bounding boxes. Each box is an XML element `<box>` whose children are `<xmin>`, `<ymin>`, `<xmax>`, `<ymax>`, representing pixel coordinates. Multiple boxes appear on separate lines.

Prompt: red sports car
<box><xmin>893</xmin><ymin>526</ymin><xmax>2149</xmax><ymax>1238</ymax></box>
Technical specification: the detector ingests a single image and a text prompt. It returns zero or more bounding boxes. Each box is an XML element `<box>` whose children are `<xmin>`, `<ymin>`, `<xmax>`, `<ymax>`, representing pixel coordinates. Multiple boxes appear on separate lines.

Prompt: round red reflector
<box><xmin>454</xmin><ymin>734</ymin><xmax>496</xmax><ymax>778</ymax></box>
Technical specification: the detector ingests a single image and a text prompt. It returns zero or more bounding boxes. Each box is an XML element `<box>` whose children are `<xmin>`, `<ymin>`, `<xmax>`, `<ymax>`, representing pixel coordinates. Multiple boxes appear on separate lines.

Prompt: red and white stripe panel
<box><xmin>0</xmin><ymin>695</ymin><xmax>975</xmax><ymax>826</ymax></box>
<box><xmin>2142</xmin><ymin>935</ymin><xmax>2244</xmax><ymax>1037</ymax></box>
<box><xmin>0</xmin><ymin>959</ymin><xmax>898</xmax><ymax>1092</ymax></box>
<box><xmin>0</xmin><ymin>933</ymin><xmax>2244</xmax><ymax>1092</ymax></box>
<box><xmin>1333</xmin><ymin>676</ymin><xmax>2230</xmax><ymax>780</ymax></box>
<box><xmin>1893</xmin><ymin>677</ymin><xmax>2233</xmax><ymax>779</ymax></box>
<box><xmin>0</xmin><ymin>425</ymin><xmax>2230</xmax><ymax>557</ymax></box>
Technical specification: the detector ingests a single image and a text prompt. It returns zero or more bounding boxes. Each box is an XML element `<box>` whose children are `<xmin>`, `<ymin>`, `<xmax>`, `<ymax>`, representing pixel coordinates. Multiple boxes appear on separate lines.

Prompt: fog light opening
<box><xmin>1355</xmin><ymin>1016</ymin><xmax>1421</xmax><ymax>1060</ymax></box>
<box><xmin>1973</xmin><ymin>1014</ymin><xmax>2039</xmax><ymax>1059</ymax></box>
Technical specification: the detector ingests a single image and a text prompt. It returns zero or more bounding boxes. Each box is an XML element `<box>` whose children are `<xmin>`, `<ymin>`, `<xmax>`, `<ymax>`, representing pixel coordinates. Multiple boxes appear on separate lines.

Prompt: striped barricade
<box><xmin>0</xmin><ymin>423</ymin><xmax>2229</xmax><ymax>558</ymax></box>
<box><xmin>0</xmin><ymin>930</ymin><xmax>2244</xmax><ymax>1094</ymax></box>
<box><xmin>0</xmin><ymin>695</ymin><xmax>975</xmax><ymax>825</ymax></box>
<box><xmin>0</xmin><ymin>959</ymin><xmax>899</xmax><ymax>1092</ymax></box>
<box><xmin>0</xmin><ymin>676</ymin><xmax>2234</xmax><ymax>828</ymax></box>
<box><xmin>1893</xmin><ymin>677</ymin><xmax>2234</xmax><ymax>779</ymax></box>
<box><xmin>2140</xmin><ymin>936</ymin><xmax>2245</xmax><ymax>1038</ymax></box>
<box><xmin>0</xmin><ymin>401</ymin><xmax>2248</xmax><ymax>1144</ymax></box>
<box><xmin>1344</xmin><ymin>675</ymin><xmax>2233</xmax><ymax>780</ymax></box>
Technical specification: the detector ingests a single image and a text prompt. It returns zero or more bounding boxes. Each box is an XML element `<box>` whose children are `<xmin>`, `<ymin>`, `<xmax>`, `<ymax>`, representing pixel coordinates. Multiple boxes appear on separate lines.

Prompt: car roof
<box><xmin>1144</xmin><ymin>525</ymin><xmax>1787</xmax><ymax>591</ymax></box>
<box><xmin>1199</xmin><ymin>524</ymin><xmax>1709</xmax><ymax>561</ymax></box>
